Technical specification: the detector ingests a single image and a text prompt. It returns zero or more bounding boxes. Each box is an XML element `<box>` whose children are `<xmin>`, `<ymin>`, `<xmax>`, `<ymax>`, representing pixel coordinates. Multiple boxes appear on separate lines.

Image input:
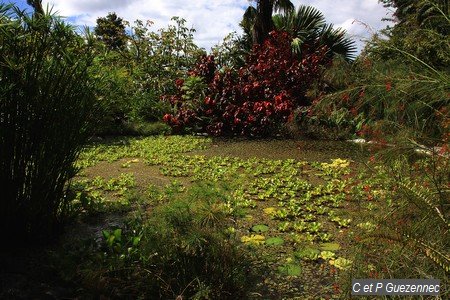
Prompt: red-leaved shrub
<box><xmin>163</xmin><ymin>31</ymin><xmax>330</xmax><ymax>136</ymax></box>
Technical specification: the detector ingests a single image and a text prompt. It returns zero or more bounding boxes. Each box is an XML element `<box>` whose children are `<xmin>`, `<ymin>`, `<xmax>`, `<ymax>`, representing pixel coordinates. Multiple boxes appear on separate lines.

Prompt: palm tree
<box><xmin>272</xmin><ymin>5</ymin><xmax>356</xmax><ymax>60</ymax></box>
<box><xmin>244</xmin><ymin>0</ymin><xmax>294</xmax><ymax>45</ymax></box>
<box><xmin>27</xmin><ymin>0</ymin><xmax>44</xmax><ymax>15</ymax></box>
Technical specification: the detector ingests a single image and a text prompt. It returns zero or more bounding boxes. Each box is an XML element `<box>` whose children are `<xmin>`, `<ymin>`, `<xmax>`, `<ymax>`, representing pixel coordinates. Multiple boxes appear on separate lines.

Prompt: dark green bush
<box><xmin>0</xmin><ymin>5</ymin><xmax>97</xmax><ymax>243</ymax></box>
<box><xmin>122</xmin><ymin>121</ymin><xmax>171</xmax><ymax>136</ymax></box>
<box><xmin>129</xmin><ymin>91</ymin><xmax>172</xmax><ymax>123</ymax></box>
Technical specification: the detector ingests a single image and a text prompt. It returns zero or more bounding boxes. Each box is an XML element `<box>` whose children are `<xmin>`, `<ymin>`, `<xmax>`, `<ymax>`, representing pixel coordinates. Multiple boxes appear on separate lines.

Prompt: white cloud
<box><xmin>43</xmin><ymin>0</ymin><xmax>249</xmax><ymax>49</ymax></box>
<box><xmin>43</xmin><ymin>0</ymin><xmax>393</xmax><ymax>52</ymax></box>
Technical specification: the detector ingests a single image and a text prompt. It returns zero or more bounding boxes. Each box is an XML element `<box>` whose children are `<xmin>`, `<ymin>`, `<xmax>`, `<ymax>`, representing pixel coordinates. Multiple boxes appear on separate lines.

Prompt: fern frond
<box><xmin>371</xmin><ymin>232</ymin><xmax>449</xmax><ymax>273</ymax></box>
<box><xmin>404</xmin><ymin>234</ymin><xmax>450</xmax><ymax>273</ymax></box>
<box><xmin>398</xmin><ymin>181</ymin><xmax>448</xmax><ymax>227</ymax></box>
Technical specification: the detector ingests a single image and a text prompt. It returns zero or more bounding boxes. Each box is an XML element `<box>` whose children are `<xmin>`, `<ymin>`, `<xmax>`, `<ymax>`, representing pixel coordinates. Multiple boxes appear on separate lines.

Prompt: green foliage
<box><xmin>94</xmin><ymin>12</ymin><xmax>127</xmax><ymax>50</ymax></box>
<box><xmin>252</xmin><ymin>224</ymin><xmax>270</xmax><ymax>233</ymax></box>
<box><xmin>92</xmin><ymin>16</ymin><xmax>203</xmax><ymax>134</ymax></box>
<box><xmin>0</xmin><ymin>4</ymin><xmax>97</xmax><ymax>243</ymax></box>
<box><xmin>211</xmin><ymin>32</ymin><xmax>249</xmax><ymax>69</ymax></box>
<box><xmin>306</xmin><ymin>41</ymin><xmax>449</xmax><ymax>142</ymax></box>
<box><xmin>265</xmin><ymin>236</ymin><xmax>284</xmax><ymax>246</ymax></box>
<box><xmin>374</xmin><ymin>0</ymin><xmax>449</xmax><ymax>68</ymax></box>
<box><xmin>124</xmin><ymin>121</ymin><xmax>172</xmax><ymax>136</ymax></box>
<box><xmin>278</xmin><ymin>263</ymin><xmax>302</xmax><ymax>276</ymax></box>
<box><xmin>90</xmin><ymin>53</ymin><xmax>135</xmax><ymax>134</ymax></box>
<box><xmin>130</xmin><ymin>91</ymin><xmax>172</xmax><ymax>123</ymax></box>
<box><xmin>76</xmin><ymin>135</ymin><xmax>211</xmax><ymax>169</ymax></box>
<box><xmin>128</xmin><ymin>17</ymin><xmax>204</xmax><ymax>96</ymax></box>
<box><xmin>95</xmin><ymin>183</ymin><xmax>252</xmax><ymax>299</ymax></box>
<box><xmin>370</xmin><ymin>27</ymin><xmax>449</xmax><ymax>69</ymax></box>
<box><xmin>294</xmin><ymin>247</ymin><xmax>320</xmax><ymax>261</ymax></box>
<box><xmin>319</xmin><ymin>243</ymin><xmax>341</xmax><ymax>251</ymax></box>
<box><xmin>90</xmin><ymin>50</ymin><xmax>172</xmax><ymax>135</ymax></box>
<box><xmin>180</xmin><ymin>76</ymin><xmax>207</xmax><ymax>106</ymax></box>
<box><xmin>298</xmin><ymin>1</ymin><xmax>448</xmax><ymax>141</ymax></box>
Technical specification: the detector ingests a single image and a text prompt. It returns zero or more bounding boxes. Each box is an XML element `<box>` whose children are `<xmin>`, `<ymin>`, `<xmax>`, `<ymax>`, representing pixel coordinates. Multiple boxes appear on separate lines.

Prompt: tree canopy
<box><xmin>94</xmin><ymin>12</ymin><xmax>128</xmax><ymax>51</ymax></box>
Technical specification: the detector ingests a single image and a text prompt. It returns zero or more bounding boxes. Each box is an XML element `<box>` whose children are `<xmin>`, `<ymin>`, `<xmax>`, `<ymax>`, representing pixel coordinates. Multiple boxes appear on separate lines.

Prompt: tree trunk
<box><xmin>252</xmin><ymin>0</ymin><xmax>274</xmax><ymax>45</ymax></box>
<box><xmin>27</xmin><ymin>0</ymin><xmax>45</xmax><ymax>15</ymax></box>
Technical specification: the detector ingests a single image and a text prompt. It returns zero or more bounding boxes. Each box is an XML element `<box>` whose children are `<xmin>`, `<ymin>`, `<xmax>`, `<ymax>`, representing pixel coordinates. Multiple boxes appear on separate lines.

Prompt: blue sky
<box><xmin>3</xmin><ymin>0</ymin><xmax>394</xmax><ymax>53</ymax></box>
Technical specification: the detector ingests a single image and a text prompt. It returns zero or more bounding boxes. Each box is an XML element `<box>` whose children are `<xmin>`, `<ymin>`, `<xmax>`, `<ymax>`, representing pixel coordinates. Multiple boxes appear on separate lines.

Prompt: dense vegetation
<box><xmin>0</xmin><ymin>4</ymin><xmax>97</xmax><ymax>242</ymax></box>
<box><xmin>0</xmin><ymin>0</ymin><xmax>448</xmax><ymax>299</ymax></box>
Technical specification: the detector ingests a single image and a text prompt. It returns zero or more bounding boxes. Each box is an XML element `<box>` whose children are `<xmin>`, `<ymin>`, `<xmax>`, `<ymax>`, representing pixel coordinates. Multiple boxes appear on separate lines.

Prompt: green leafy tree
<box><xmin>306</xmin><ymin>0</ymin><xmax>449</xmax><ymax>141</ymax></box>
<box><xmin>94</xmin><ymin>12</ymin><xmax>128</xmax><ymax>50</ymax></box>
<box><xmin>128</xmin><ymin>17</ymin><xmax>204</xmax><ymax>96</ymax></box>
<box><xmin>374</xmin><ymin>0</ymin><xmax>449</xmax><ymax>67</ymax></box>
<box><xmin>91</xmin><ymin>16</ymin><xmax>203</xmax><ymax>133</ymax></box>
<box><xmin>380</xmin><ymin>0</ymin><xmax>448</xmax><ymax>28</ymax></box>
<box><xmin>380</xmin><ymin>0</ymin><xmax>418</xmax><ymax>22</ymax></box>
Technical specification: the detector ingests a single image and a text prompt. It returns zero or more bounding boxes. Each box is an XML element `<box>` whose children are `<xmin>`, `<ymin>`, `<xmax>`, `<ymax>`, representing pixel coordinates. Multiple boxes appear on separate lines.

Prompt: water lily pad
<box><xmin>244</xmin><ymin>215</ymin><xmax>254</xmax><ymax>221</ymax></box>
<box><xmin>263</xmin><ymin>207</ymin><xmax>276</xmax><ymax>215</ymax></box>
<box><xmin>329</xmin><ymin>257</ymin><xmax>353</xmax><ymax>270</ymax></box>
<box><xmin>320</xmin><ymin>250</ymin><xmax>336</xmax><ymax>260</ymax></box>
<box><xmin>278</xmin><ymin>264</ymin><xmax>302</xmax><ymax>276</ymax></box>
<box><xmin>320</xmin><ymin>242</ymin><xmax>340</xmax><ymax>251</ymax></box>
<box><xmin>265</xmin><ymin>237</ymin><xmax>284</xmax><ymax>246</ymax></box>
<box><xmin>240</xmin><ymin>234</ymin><xmax>265</xmax><ymax>246</ymax></box>
<box><xmin>294</xmin><ymin>247</ymin><xmax>320</xmax><ymax>261</ymax></box>
<box><xmin>251</xmin><ymin>224</ymin><xmax>269</xmax><ymax>233</ymax></box>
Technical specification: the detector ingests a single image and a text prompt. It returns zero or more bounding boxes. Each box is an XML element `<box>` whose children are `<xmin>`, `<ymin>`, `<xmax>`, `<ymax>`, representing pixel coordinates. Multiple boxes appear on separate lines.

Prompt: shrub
<box><xmin>130</xmin><ymin>91</ymin><xmax>172</xmax><ymax>123</ymax></box>
<box><xmin>164</xmin><ymin>30</ymin><xmax>330</xmax><ymax>136</ymax></box>
<box><xmin>122</xmin><ymin>121</ymin><xmax>171</xmax><ymax>136</ymax></box>
<box><xmin>90</xmin><ymin>53</ymin><xmax>135</xmax><ymax>134</ymax></box>
<box><xmin>0</xmin><ymin>5</ymin><xmax>97</xmax><ymax>243</ymax></box>
<box><xmin>302</xmin><ymin>1</ymin><xmax>450</xmax><ymax>142</ymax></box>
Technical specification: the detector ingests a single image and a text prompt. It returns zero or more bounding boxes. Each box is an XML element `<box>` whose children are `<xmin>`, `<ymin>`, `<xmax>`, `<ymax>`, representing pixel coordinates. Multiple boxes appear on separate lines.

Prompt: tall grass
<box><xmin>341</xmin><ymin>148</ymin><xmax>449</xmax><ymax>299</ymax></box>
<box><xmin>0</xmin><ymin>4</ymin><xmax>97</xmax><ymax>243</ymax></box>
<box><xmin>312</xmin><ymin>50</ymin><xmax>449</xmax><ymax>143</ymax></box>
<box><xmin>306</xmin><ymin>3</ymin><xmax>449</xmax><ymax>142</ymax></box>
<box><xmin>313</xmin><ymin>9</ymin><xmax>449</xmax><ymax>295</ymax></box>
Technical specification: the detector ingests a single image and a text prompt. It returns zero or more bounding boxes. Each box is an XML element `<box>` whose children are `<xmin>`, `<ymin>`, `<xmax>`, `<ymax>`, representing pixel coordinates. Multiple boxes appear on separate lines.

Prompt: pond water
<box><xmin>195</xmin><ymin>137</ymin><xmax>369</xmax><ymax>162</ymax></box>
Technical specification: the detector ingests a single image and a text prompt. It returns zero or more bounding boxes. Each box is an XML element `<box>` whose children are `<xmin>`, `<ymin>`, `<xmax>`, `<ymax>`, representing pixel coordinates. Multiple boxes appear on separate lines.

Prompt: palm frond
<box><xmin>318</xmin><ymin>24</ymin><xmax>357</xmax><ymax>60</ymax></box>
<box><xmin>291</xmin><ymin>5</ymin><xmax>326</xmax><ymax>35</ymax></box>
<box><xmin>273</xmin><ymin>5</ymin><xmax>355</xmax><ymax>60</ymax></box>
<box><xmin>273</xmin><ymin>0</ymin><xmax>294</xmax><ymax>14</ymax></box>
<box><xmin>240</xmin><ymin>6</ymin><xmax>257</xmax><ymax>34</ymax></box>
